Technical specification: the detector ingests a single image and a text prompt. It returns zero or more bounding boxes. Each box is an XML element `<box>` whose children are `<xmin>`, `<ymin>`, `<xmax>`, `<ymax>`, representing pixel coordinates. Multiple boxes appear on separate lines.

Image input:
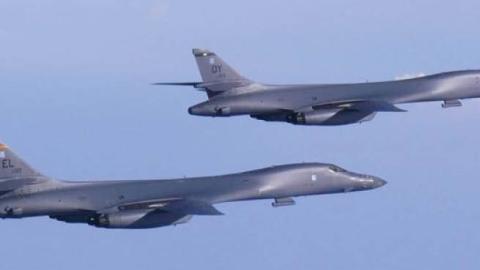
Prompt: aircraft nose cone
<box><xmin>373</xmin><ymin>177</ymin><xmax>387</xmax><ymax>188</ymax></box>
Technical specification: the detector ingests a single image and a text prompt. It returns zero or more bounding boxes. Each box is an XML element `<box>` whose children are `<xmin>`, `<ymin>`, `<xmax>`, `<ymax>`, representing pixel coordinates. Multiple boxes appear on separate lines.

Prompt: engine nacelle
<box><xmin>89</xmin><ymin>210</ymin><xmax>192</xmax><ymax>229</ymax></box>
<box><xmin>287</xmin><ymin>109</ymin><xmax>377</xmax><ymax>126</ymax></box>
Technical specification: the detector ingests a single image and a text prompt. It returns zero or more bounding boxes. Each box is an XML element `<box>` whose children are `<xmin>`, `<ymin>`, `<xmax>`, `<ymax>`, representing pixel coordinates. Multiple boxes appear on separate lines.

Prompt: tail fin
<box><xmin>153</xmin><ymin>49</ymin><xmax>253</xmax><ymax>98</ymax></box>
<box><xmin>0</xmin><ymin>141</ymin><xmax>45</xmax><ymax>188</ymax></box>
<box><xmin>192</xmin><ymin>49</ymin><xmax>250</xmax><ymax>83</ymax></box>
<box><xmin>192</xmin><ymin>49</ymin><xmax>252</xmax><ymax>94</ymax></box>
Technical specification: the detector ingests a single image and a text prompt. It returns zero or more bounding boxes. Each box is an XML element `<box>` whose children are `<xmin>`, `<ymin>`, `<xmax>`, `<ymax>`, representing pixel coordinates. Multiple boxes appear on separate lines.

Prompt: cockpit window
<box><xmin>328</xmin><ymin>165</ymin><xmax>346</xmax><ymax>173</ymax></box>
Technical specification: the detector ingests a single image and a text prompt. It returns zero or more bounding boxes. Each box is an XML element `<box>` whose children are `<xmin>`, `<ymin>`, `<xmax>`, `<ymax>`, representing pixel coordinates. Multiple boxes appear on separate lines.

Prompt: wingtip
<box><xmin>212</xmin><ymin>209</ymin><xmax>225</xmax><ymax>216</ymax></box>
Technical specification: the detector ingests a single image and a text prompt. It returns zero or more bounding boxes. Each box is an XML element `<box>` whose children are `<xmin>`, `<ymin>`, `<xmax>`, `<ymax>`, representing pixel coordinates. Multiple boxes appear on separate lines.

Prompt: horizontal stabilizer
<box><xmin>152</xmin><ymin>82</ymin><xmax>202</xmax><ymax>87</ymax></box>
<box><xmin>0</xmin><ymin>178</ymin><xmax>38</xmax><ymax>192</ymax></box>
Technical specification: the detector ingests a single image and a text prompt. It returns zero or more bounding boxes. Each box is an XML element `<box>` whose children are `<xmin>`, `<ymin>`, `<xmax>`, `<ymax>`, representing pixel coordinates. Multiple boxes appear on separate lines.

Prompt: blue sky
<box><xmin>1</xmin><ymin>1</ymin><xmax>479</xmax><ymax>269</ymax></box>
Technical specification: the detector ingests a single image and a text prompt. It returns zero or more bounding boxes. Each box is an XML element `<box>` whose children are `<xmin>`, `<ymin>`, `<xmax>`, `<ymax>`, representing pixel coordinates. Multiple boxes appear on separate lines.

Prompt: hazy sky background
<box><xmin>1</xmin><ymin>1</ymin><xmax>479</xmax><ymax>269</ymax></box>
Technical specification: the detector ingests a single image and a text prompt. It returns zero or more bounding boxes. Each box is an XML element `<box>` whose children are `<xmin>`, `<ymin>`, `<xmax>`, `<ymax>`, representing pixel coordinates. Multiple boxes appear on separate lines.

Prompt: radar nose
<box><xmin>372</xmin><ymin>177</ymin><xmax>387</xmax><ymax>188</ymax></box>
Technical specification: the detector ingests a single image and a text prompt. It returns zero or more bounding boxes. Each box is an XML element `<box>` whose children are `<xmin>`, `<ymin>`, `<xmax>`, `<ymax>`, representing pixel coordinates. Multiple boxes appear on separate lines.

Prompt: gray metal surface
<box><xmin>156</xmin><ymin>49</ymin><xmax>480</xmax><ymax>125</ymax></box>
<box><xmin>0</xmin><ymin>141</ymin><xmax>385</xmax><ymax>229</ymax></box>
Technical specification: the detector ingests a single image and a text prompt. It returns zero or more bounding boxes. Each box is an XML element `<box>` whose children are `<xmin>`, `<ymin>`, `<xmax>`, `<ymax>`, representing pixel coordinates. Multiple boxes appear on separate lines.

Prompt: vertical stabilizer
<box><xmin>0</xmin><ymin>142</ymin><xmax>43</xmax><ymax>180</ymax></box>
<box><xmin>153</xmin><ymin>49</ymin><xmax>255</xmax><ymax>98</ymax></box>
<box><xmin>192</xmin><ymin>49</ymin><xmax>252</xmax><ymax>95</ymax></box>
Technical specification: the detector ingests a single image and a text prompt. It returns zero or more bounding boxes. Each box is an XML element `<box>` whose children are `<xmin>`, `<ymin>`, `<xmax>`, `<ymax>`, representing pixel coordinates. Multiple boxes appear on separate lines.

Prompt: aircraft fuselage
<box><xmin>0</xmin><ymin>163</ymin><xmax>384</xmax><ymax>219</ymax></box>
<box><xmin>188</xmin><ymin>70</ymin><xmax>480</xmax><ymax>116</ymax></box>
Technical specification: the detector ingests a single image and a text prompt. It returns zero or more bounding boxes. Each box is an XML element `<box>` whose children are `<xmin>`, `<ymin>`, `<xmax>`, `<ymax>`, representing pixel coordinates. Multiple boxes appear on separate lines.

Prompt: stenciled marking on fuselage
<box><xmin>2</xmin><ymin>159</ymin><xmax>14</xmax><ymax>169</ymax></box>
<box><xmin>211</xmin><ymin>64</ymin><xmax>222</xmax><ymax>74</ymax></box>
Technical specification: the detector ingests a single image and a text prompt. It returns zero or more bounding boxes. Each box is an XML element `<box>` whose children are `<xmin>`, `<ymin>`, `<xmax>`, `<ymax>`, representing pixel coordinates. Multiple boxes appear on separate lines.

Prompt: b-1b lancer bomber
<box><xmin>0</xmin><ymin>141</ymin><xmax>385</xmax><ymax>229</ymax></box>
<box><xmin>156</xmin><ymin>49</ymin><xmax>480</xmax><ymax>126</ymax></box>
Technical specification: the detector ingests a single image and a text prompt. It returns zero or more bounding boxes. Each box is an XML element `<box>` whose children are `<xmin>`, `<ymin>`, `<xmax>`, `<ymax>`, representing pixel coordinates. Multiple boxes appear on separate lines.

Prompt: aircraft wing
<box><xmin>116</xmin><ymin>198</ymin><xmax>224</xmax><ymax>216</ymax></box>
<box><xmin>309</xmin><ymin>100</ymin><xmax>406</xmax><ymax>112</ymax></box>
<box><xmin>253</xmin><ymin>100</ymin><xmax>406</xmax><ymax>125</ymax></box>
<box><xmin>49</xmin><ymin>198</ymin><xmax>222</xmax><ymax>228</ymax></box>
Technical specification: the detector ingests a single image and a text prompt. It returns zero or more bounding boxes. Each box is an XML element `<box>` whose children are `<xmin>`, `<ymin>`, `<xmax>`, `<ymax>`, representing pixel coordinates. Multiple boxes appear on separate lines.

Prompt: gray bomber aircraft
<box><xmin>155</xmin><ymin>49</ymin><xmax>480</xmax><ymax>125</ymax></box>
<box><xmin>0</xmin><ymin>141</ymin><xmax>386</xmax><ymax>229</ymax></box>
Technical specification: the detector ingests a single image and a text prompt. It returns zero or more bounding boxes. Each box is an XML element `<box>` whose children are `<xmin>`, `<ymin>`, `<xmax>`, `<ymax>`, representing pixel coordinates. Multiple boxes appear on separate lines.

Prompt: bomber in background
<box><xmin>155</xmin><ymin>49</ymin><xmax>480</xmax><ymax>126</ymax></box>
<box><xmin>0</xmin><ymin>140</ymin><xmax>385</xmax><ymax>229</ymax></box>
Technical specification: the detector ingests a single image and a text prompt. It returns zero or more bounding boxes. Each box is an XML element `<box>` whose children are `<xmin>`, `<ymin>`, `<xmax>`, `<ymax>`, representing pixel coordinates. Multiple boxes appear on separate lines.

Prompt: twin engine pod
<box><xmin>253</xmin><ymin>109</ymin><xmax>377</xmax><ymax>126</ymax></box>
<box><xmin>88</xmin><ymin>210</ymin><xmax>192</xmax><ymax>229</ymax></box>
<box><xmin>287</xmin><ymin>109</ymin><xmax>377</xmax><ymax>125</ymax></box>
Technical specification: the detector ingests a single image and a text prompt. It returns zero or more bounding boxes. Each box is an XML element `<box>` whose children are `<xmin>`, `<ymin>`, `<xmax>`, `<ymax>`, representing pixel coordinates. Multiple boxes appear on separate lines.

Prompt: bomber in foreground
<box><xmin>0</xmin><ymin>141</ymin><xmax>385</xmax><ymax>229</ymax></box>
<box><xmin>156</xmin><ymin>49</ymin><xmax>480</xmax><ymax>126</ymax></box>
